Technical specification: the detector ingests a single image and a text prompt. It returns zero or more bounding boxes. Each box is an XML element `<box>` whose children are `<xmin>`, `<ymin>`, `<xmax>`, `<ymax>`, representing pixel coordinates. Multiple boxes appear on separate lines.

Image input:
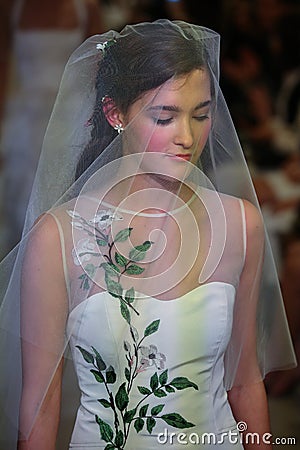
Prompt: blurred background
<box><xmin>0</xmin><ymin>0</ymin><xmax>299</xmax><ymax>447</ymax></box>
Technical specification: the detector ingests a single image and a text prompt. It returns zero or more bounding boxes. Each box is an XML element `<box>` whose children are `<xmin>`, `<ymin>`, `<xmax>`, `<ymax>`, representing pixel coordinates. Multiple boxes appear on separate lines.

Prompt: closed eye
<box><xmin>153</xmin><ymin>117</ymin><xmax>173</xmax><ymax>126</ymax></box>
<box><xmin>194</xmin><ymin>114</ymin><xmax>210</xmax><ymax>121</ymax></box>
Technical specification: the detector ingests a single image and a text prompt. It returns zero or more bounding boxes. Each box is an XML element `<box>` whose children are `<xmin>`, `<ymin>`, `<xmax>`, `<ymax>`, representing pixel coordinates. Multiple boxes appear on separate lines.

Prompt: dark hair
<box><xmin>76</xmin><ymin>21</ymin><xmax>209</xmax><ymax>179</ymax></box>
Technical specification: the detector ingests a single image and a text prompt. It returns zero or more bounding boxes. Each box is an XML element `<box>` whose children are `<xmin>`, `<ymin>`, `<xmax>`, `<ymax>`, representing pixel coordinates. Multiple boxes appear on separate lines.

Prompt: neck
<box><xmin>106</xmin><ymin>177</ymin><xmax>196</xmax><ymax>217</ymax></box>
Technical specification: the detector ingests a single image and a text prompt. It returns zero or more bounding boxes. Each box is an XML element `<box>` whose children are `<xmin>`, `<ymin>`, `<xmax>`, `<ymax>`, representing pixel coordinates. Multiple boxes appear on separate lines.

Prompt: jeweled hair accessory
<box><xmin>96</xmin><ymin>38</ymin><xmax>117</xmax><ymax>53</ymax></box>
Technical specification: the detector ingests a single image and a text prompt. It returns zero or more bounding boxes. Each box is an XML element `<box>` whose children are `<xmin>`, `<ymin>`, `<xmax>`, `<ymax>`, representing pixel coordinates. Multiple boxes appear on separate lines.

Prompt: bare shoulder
<box><xmin>218</xmin><ymin>192</ymin><xmax>263</xmax><ymax>226</ymax></box>
<box><xmin>33</xmin><ymin>211</ymin><xmax>61</xmax><ymax>237</ymax></box>
<box><xmin>240</xmin><ymin>198</ymin><xmax>264</xmax><ymax>241</ymax></box>
<box><xmin>215</xmin><ymin>191</ymin><xmax>264</xmax><ymax>243</ymax></box>
<box><xmin>25</xmin><ymin>213</ymin><xmax>63</xmax><ymax>264</ymax></box>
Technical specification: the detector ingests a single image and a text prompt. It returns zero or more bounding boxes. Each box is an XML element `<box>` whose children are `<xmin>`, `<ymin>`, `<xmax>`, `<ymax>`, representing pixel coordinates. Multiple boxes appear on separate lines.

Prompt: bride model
<box><xmin>0</xmin><ymin>20</ymin><xmax>296</xmax><ymax>449</ymax></box>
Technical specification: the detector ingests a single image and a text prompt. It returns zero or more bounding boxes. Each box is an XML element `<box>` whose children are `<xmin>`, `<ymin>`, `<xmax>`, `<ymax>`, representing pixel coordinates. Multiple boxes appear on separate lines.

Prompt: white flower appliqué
<box><xmin>72</xmin><ymin>238</ymin><xmax>96</xmax><ymax>266</ymax></box>
<box><xmin>88</xmin><ymin>210</ymin><xmax>123</xmax><ymax>229</ymax></box>
<box><xmin>138</xmin><ymin>345</ymin><xmax>166</xmax><ymax>372</ymax></box>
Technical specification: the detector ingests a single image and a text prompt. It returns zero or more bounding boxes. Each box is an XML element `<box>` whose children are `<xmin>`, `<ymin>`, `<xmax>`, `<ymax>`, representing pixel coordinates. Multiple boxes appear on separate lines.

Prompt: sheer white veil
<box><xmin>0</xmin><ymin>20</ymin><xmax>296</xmax><ymax>449</ymax></box>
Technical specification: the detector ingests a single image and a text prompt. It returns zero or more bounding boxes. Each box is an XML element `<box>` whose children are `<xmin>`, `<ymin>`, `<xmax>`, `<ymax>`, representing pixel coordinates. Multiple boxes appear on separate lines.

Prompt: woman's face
<box><xmin>120</xmin><ymin>68</ymin><xmax>212</xmax><ymax>180</ymax></box>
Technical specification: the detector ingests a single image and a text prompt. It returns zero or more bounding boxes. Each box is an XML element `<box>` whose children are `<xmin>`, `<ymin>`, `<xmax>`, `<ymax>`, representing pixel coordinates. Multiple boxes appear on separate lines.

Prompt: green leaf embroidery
<box><xmin>114</xmin><ymin>228</ymin><xmax>133</xmax><ymax>242</ymax></box>
<box><xmin>154</xmin><ymin>388</ymin><xmax>167</xmax><ymax>398</ymax></box>
<box><xmin>105</xmin><ymin>366</ymin><xmax>117</xmax><ymax>384</ymax></box>
<box><xmin>124</xmin><ymin>367</ymin><xmax>130</xmax><ymax>382</ymax></box>
<box><xmin>96</xmin><ymin>416</ymin><xmax>114</xmax><ymax>442</ymax></box>
<box><xmin>72</xmin><ymin>221</ymin><xmax>201</xmax><ymax>447</ymax></box>
<box><xmin>146</xmin><ymin>417</ymin><xmax>156</xmax><ymax>434</ymax></box>
<box><xmin>144</xmin><ymin>319</ymin><xmax>160</xmax><ymax>337</ymax></box>
<box><xmin>134</xmin><ymin>417</ymin><xmax>144</xmax><ymax>433</ymax></box>
<box><xmin>161</xmin><ymin>413</ymin><xmax>195</xmax><ymax>429</ymax></box>
<box><xmin>125</xmin><ymin>264</ymin><xmax>145</xmax><ymax>275</ymax></box>
<box><xmin>128</xmin><ymin>250</ymin><xmax>146</xmax><ymax>262</ymax></box>
<box><xmin>79</xmin><ymin>252</ymin><xmax>99</xmax><ymax>258</ymax></box>
<box><xmin>76</xmin><ymin>346</ymin><xmax>94</xmax><ymax>364</ymax></box>
<box><xmin>130</xmin><ymin>325</ymin><xmax>139</xmax><ymax>342</ymax></box>
<box><xmin>128</xmin><ymin>241</ymin><xmax>153</xmax><ymax>262</ymax></box>
<box><xmin>114</xmin><ymin>430</ymin><xmax>124</xmax><ymax>447</ymax></box>
<box><xmin>96</xmin><ymin>238</ymin><xmax>107</xmax><ymax>246</ymax></box>
<box><xmin>106</xmin><ymin>277</ymin><xmax>123</xmax><ymax>298</ymax></box>
<box><xmin>98</xmin><ymin>398</ymin><xmax>112</xmax><ymax>408</ymax></box>
<box><xmin>159</xmin><ymin>369</ymin><xmax>168</xmax><ymax>386</ymax></box>
<box><xmin>104</xmin><ymin>444</ymin><xmax>115</xmax><ymax>450</ymax></box>
<box><xmin>151</xmin><ymin>404</ymin><xmax>164</xmax><ymax>416</ymax></box>
<box><xmin>78</xmin><ymin>273</ymin><xmax>90</xmax><ymax>290</ymax></box>
<box><xmin>90</xmin><ymin>369</ymin><xmax>105</xmax><ymax>383</ymax></box>
<box><xmin>115</xmin><ymin>252</ymin><xmax>127</xmax><ymax>267</ymax></box>
<box><xmin>125</xmin><ymin>287</ymin><xmax>135</xmax><ymax>304</ymax></box>
<box><xmin>137</xmin><ymin>386</ymin><xmax>151</xmax><ymax>395</ymax></box>
<box><xmin>124</xmin><ymin>407</ymin><xmax>137</xmax><ymax>423</ymax></box>
<box><xmin>83</xmin><ymin>277</ymin><xmax>90</xmax><ymax>290</ymax></box>
<box><xmin>101</xmin><ymin>262</ymin><xmax>120</xmax><ymax>277</ymax></box>
<box><xmin>137</xmin><ymin>241</ymin><xmax>153</xmax><ymax>251</ymax></box>
<box><xmin>84</xmin><ymin>263</ymin><xmax>97</xmax><ymax>277</ymax></box>
<box><xmin>165</xmin><ymin>385</ymin><xmax>176</xmax><ymax>393</ymax></box>
<box><xmin>91</xmin><ymin>346</ymin><xmax>106</xmax><ymax>371</ymax></box>
<box><xmin>170</xmin><ymin>377</ymin><xmax>199</xmax><ymax>391</ymax></box>
<box><xmin>139</xmin><ymin>404</ymin><xmax>149</xmax><ymax>417</ymax></box>
<box><xmin>120</xmin><ymin>300</ymin><xmax>131</xmax><ymax>325</ymax></box>
<box><xmin>150</xmin><ymin>372</ymin><xmax>159</xmax><ymax>391</ymax></box>
<box><xmin>123</xmin><ymin>341</ymin><xmax>130</xmax><ymax>352</ymax></box>
<box><xmin>115</xmin><ymin>382</ymin><xmax>129</xmax><ymax>411</ymax></box>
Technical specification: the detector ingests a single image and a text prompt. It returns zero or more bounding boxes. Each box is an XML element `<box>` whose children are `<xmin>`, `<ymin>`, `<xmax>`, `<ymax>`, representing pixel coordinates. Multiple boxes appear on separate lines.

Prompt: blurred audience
<box><xmin>265</xmin><ymin>208</ymin><xmax>300</xmax><ymax>397</ymax></box>
<box><xmin>128</xmin><ymin>0</ymin><xmax>191</xmax><ymax>24</ymax></box>
<box><xmin>220</xmin><ymin>0</ymin><xmax>300</xmax><ymax>401</ymax></box>
<box><xmin>101</xmin><ymin>0</ymin><xmax>131</xmax><ymax>30</ymax></box>
<box><xmin>0</xmin><ymin>0</ymin><xmax>104</xmax><ymax>255</ymax></box>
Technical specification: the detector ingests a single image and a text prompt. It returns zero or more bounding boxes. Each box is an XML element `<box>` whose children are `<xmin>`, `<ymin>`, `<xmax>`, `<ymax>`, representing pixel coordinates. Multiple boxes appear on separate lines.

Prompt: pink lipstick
<box><xmin>174</xmin><ymin>154</ymin><xmax>191</xmax><ymax>161</ymax></box>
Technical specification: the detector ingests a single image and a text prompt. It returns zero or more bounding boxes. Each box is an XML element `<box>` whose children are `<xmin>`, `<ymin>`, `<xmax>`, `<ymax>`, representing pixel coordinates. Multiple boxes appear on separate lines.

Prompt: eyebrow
<box><xmin>147</xmin><ymin>100</ymin><xmax>211</xmax><ymax>113</ymax></box>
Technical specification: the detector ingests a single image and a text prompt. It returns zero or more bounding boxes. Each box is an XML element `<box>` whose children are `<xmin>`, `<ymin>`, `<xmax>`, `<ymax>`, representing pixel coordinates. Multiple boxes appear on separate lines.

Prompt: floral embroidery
<box><xmin>67</xmin><ymin>209</ymin><xmax>123</xmax><ymax>232</ymax></box>
<box><xmin>88</xmin><ymin>209</ymin><xmax>123</xmax><ymax>229</ymax></box>
<box><xmin>67</xmin><ymin>208</ymin><xmax>124</xmax><ymax>290</ymax></box>
<box><xmin>71</xmin><ymin>238</ymin><xmax>96</xmax><ymax>266</ymax></box>
<box><xmin>69</xmin><ymin>208</ymin><xmax>199</xmax><ymax>449</ymax></box>
<box><xmin>139</xmin><ymin>345</ymin><xmax>166</xmax><ymax>372</ymax></box>
<box><xmin>77</xmin><ymin>314</ymin><xmax>198</xmax><ymax>449</ymax></box>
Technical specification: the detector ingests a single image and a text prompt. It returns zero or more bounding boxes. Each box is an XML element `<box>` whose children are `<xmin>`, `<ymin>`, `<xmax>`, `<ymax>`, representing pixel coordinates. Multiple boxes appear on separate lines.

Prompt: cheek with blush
<box><xmin>144</xmin><ymin>127</ymin><xmax>173</xmax><ymax>153</ymax></box>
<box><xmin>125</xmin><ymin>120</ymin><xmax>172</xmax><ymax>155</ymax></box>
<box><xmin>195</xmin><ymin>120</ymin><xmax>211</xmax><ymax>154</ymax></box>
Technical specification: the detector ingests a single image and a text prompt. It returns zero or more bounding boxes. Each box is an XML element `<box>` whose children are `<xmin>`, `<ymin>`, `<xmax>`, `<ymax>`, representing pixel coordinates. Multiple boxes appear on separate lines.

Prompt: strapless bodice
<box><xmin>67</xmin><ymin>282</ymin><xmax>243</xmax><ymax>449</ymax></box>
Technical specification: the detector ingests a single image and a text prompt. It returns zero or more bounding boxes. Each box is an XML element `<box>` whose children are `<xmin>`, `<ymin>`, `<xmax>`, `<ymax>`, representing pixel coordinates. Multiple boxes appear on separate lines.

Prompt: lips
<box><xmin>165</xmin><ymin>153</ymin><xmax>192</xmax><ymax>161</ymax></box>
<box><xmin>174</xmin><ymin>154</ymin><xmax>191</xmax><ymax>161</ymax></box>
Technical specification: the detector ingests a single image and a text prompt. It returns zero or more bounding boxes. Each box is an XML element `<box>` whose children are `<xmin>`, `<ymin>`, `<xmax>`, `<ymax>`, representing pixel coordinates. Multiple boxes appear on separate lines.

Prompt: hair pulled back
<box><xmin>76</xmin><ymin>21</ymin><xmax>209</xmax><ymax>179</ymax></box>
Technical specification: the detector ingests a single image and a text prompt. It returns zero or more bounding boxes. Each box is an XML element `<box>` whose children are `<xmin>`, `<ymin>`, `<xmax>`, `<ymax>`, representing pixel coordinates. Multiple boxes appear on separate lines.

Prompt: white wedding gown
<box><xmin>67</xmin><ymin>284</ymin><xmax>243</xmax><ymax>449</ymax></box>
<box><xmin>49</xmin><ymin>192</ymin><xmax>247</xmax><ymax>449</ymax></box>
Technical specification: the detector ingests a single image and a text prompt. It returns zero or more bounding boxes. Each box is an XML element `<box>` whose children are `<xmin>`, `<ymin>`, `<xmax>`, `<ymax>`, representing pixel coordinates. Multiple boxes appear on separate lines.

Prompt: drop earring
<box><xmin>114</xmin><ymin>123</ymin><xmax>124</xmax><ymax>134</ymax></box>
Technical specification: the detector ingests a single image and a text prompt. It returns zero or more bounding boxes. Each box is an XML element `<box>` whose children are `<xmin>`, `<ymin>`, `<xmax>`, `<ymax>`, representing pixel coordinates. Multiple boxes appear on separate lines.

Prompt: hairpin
<box><xmin>101</xmin><ymin>95</ymin><xmax>110</xmax><ymax>104</ymax></box>
<box><xmin>96</xmin><ymin>38</ymin><xmax>117</xmax><ymax>53</ymax></box>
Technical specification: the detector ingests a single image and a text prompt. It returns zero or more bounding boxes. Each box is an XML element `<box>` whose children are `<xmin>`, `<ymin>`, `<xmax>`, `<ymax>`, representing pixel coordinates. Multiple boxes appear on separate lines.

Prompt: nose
<box><xmin>174</xmin><ymin>118</ymin><xmax>194</xmax><ymax>149</ymax></box>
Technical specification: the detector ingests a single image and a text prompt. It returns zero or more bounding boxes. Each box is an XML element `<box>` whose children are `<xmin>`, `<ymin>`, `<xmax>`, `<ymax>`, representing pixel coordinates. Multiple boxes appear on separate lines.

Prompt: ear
<box><xmin>102</xmin><ymin>96</ymin><xmax>125</xmax><ymax>129</ymax></box>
